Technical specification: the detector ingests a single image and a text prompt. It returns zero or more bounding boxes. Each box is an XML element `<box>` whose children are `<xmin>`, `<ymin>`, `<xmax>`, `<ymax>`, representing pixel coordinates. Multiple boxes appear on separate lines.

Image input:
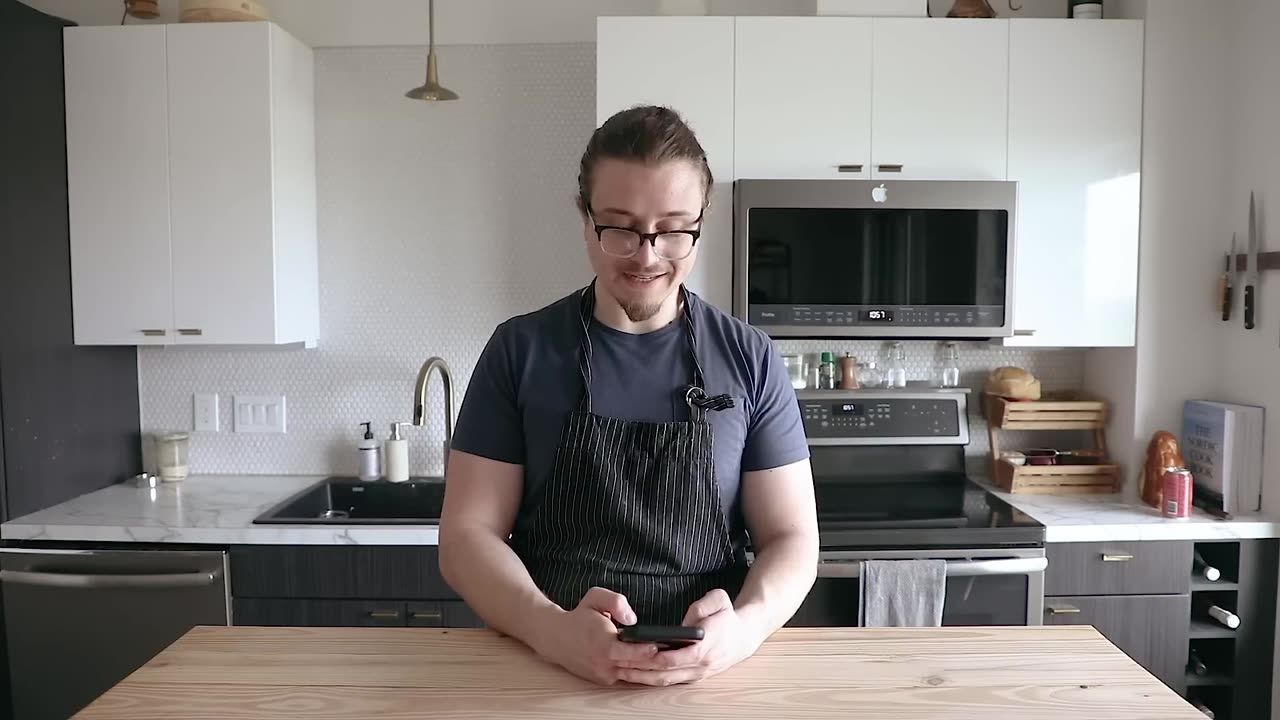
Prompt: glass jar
<box><xmin>156</xmin><ymin>432</ymin><xmax>190</xmax><ymax>483</ymax></box>
<box><xmin>857</xmin><ymin>361</ymin><xmax>883</xmax><ymax>389</ymax></box>
<box><xmin>885</xmin><ymin>342</ymin><xmax>907</xmax><ymax>389</ymax></box>
<box><xmin>938</xmin><ymin>342</ymin><xmax>961</xmax><ymax>388</ymax></box>
<box><xmin>783</xmin><ymin>354</ymin><xmax>807</xmax><ymax>389</ymax></box>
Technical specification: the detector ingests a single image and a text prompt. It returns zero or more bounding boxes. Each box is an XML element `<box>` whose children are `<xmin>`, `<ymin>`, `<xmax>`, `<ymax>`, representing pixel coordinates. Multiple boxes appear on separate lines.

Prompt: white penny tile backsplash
<box><xmin>138</xmin><ymin>43</ymin><xmax>1083</xmax><ymax>477</ymax></box>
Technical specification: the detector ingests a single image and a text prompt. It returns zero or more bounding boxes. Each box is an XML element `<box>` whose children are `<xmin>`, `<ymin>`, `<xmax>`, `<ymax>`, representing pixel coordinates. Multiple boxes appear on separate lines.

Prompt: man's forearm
<box><xmin>734</xmin><ymin>532</ymin><xmax>818</xmax><ymax>640</ymax></box>
<box><xmin>439</xmin><ymin>526</ymin><xmax>564</xmax><ymax>650</ymax></box>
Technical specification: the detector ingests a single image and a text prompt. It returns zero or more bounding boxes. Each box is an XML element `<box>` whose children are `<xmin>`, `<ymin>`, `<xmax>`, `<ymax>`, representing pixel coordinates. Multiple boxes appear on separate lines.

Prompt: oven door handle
<box><xmin>816</xmin><ymin>557</ymin><xmax>1047</xmax><ymax>579</ymax></box>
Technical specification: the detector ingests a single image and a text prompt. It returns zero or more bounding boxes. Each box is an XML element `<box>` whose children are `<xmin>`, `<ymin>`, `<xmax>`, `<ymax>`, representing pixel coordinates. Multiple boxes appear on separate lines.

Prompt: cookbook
<box><xmin>1181</xmin><ymin>400</ymin><xmax>1264</xmax><ymax>515</ymax></box>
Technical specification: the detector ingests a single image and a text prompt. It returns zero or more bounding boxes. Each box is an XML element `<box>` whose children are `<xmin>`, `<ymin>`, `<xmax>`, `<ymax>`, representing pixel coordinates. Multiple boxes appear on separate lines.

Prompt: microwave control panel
<box><xmin>750</xmin><ymin>304</ymin><xmax>1004</xmax><ymax>328</ymax></box>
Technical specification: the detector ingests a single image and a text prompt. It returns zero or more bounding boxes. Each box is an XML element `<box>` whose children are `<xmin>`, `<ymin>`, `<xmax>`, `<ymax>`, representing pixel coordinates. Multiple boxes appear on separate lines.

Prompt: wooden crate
<box><xmin>993</xmin><ymin>459</ymin><xmax>1121</xmax><ymax>495</ymax></box>
<box><xmin>985</xmin><ymin>392</ymin><xmax>1108</xmax><ymax>430</ymax></box>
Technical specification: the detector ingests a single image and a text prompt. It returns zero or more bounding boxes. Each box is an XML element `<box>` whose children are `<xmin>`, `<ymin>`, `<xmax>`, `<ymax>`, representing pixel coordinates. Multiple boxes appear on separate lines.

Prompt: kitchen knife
<box><xmin>1220</xmin><ymin>233</ymin><xmax>1235</xmax><ymax>321</ymax></box>
<box><xmin>1245</xmin><ymin>192</ymin><xmax>1258</xmax><ymax>330</ymax></box>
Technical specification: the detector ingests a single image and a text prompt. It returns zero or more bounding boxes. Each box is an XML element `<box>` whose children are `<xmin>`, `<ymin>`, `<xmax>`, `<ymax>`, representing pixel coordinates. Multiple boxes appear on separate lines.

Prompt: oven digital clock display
<box><xmin>833</xmin><ymin>403</ymin><xmax>862</xmax><ymax>416</ymax></box>
<box><xmin>861</xmin><ymin>309</ymin><xmax>894</xmax><ymax>322</ymax></box>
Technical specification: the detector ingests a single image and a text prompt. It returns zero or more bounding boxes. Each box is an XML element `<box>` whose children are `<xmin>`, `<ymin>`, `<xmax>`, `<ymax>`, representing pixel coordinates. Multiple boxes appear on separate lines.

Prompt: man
<box><xmin>439</xmin><ymin>105</ymin><xmax>817</xmax><ymax>687</ymax></box>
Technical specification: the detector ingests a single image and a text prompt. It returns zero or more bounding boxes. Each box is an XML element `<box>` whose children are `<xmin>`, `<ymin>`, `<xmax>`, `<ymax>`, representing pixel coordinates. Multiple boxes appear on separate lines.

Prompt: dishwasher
<box><xmin>0</xmin><ymin>547</ymin><xmax>230</xmax><ymax>720</ymax></box>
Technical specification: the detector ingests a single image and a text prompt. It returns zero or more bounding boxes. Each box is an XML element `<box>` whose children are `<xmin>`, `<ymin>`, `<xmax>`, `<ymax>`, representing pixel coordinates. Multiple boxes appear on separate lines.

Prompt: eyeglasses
<box><xmin>586</xmin><ymin>206</ymin><xmax>704</xmax><ymax>261</ymax></box>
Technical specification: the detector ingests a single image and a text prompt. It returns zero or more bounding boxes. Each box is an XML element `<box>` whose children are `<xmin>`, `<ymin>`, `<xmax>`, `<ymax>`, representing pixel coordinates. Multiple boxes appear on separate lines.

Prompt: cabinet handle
<box><xmin>367</xmin><ymin>610</ymin><xmax>401</xmax><ymax>620</ymax></box>
<box><xmin>877</xmin><ymin>164</ymin><xmax>904</xmax><ymax>173</ymax></box>
<box><xmin>1045</xmin><ymin>603</ymin><xmax>1081</xmax><ymax>615</ymax></box>
<box><xmin>140</xmin><ymin>329</ymin><xmax>167</xmax><ymax>337</ymax></box>
<box><xmin>836</xmin><ymin>164</ymin><xmax>864</xmax><ymax>173</ymax></box>
<box><xmin>1101</xmin><ymin>552</ymin><xmax>1134</xmax><ymax>562</ymax></box>
<box><xmin>1013</xmin><ymin>329</ymin><xmax>1037</xmax><ymax>337</ymax></box>
<box><xmin>177</xmin><ymin>328</ymin><xmax>203</xmax><ymax>336</ymax></box>
<box><xmin>411</xmin><ymin>611</ymin><xmax>443</xmax><ymax>621</ymax></box>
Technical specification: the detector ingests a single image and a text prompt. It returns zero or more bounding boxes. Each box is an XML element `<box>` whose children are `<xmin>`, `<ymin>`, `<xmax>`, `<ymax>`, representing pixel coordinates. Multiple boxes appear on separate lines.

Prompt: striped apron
<box><xmin>510</xmin><ymin>282</ymin><xmax>747</xmax><ymax>625</ymax></box>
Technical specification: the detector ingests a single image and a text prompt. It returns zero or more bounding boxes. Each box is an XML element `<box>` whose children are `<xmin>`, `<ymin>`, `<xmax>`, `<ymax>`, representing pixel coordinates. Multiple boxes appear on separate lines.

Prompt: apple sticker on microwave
<box><xmin>871</xmin><ymin>184</ymin><xmax>888</xmax><ymax>203</ymax></box>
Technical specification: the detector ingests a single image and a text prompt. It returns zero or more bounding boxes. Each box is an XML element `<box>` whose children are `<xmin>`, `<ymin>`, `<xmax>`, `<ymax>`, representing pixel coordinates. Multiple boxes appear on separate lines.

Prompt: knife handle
<box><xmin>1245</xmin><ymin>285</ymin><xmax>1255</xmax><ymax>329</ymax></box>
<box><xmin>1222</xmin><ymin>276</ymin><xmax>1233</xmax><ymax>321</ymax></box>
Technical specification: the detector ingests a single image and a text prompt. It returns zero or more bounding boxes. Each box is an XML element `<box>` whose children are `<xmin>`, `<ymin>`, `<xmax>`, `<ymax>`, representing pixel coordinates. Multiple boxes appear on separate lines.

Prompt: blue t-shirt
<box><xmin>450</xmin><ymin>288</ymin><xmax>809</xmax><ymax>548</ymax></box>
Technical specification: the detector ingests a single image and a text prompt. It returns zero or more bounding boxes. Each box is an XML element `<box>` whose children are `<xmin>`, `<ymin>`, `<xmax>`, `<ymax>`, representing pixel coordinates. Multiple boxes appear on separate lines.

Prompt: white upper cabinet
<box><xmin>65</xmin><ymin>26</ymin><xmax>174</xmax><ymax>346</ymax></box>
<box><xmin>596</xmin><ymin>17</ymin><xmax>735</xmax><ymax>311</ymax></box>
<box><xmin>735</xmin><ymin>17</ymin><xmax>873</xmax><ymax>180</ymax></box>
<box><xmin>870</xmin><ymin>19</ymin><xmax>1009</xmax><ymax>181</ymax></box>
<box><xmin>64</xmin><ymin>23</ymin><xmax>318</xmax><ymax>347</ymax></box>
<box><xmin>1005</xmin><ymin>20</ymin><xmax>1144</xmax><ymax>347</ymax></box>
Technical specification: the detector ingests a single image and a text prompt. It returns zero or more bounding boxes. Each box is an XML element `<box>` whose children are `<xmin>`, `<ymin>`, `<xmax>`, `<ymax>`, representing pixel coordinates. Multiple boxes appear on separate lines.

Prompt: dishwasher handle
<box><xmin>817</xmin><ymin>557</ymin><xmax>1047</xmax><ymax>579</ymax></box>
<box><xmin>0</xmin><ymin>568</ymin><xmax>221</xmax><ymax>589</ymax></box>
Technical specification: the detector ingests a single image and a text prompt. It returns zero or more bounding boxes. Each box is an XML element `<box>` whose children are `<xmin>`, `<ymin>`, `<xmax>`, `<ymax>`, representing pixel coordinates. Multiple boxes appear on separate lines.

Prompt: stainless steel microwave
<box><xmin>733</xmin><ymin>179</ymin><xmax>1018</xmax><ymax>339</ymax></box>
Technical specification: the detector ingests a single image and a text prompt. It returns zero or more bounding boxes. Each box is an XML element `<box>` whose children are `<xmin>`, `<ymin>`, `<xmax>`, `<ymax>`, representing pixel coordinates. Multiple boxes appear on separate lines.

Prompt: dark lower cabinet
<box><xmin>230</xmin><ymin>546</ymin><xmax>486</xmax><ymax>629</ymax></box>
<box><xmin>1043</xmin><ymin>593</ymin><xmax>1190</xmax><ymax>693</ymax></box>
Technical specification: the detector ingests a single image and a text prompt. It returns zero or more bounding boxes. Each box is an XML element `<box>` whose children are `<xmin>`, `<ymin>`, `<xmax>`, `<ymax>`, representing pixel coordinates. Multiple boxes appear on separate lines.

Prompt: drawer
<box><xmin>230</xmin><ymin>546</ymin><xmax>455</xmax><ymax>599</ymax></box>
<box><xmin>1045</xmin><ymin>541</ymin><xmax>1191</xmax><ymax>596</ymax></box>
<box><xmin>233</xmin><ymin>599</ymin><xmax>407</xmax><ymax>627</ymax></box>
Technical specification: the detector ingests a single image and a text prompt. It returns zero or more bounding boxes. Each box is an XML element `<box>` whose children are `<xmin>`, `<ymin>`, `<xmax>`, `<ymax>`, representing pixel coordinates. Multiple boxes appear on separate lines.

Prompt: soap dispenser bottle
<box><xmin>385</xmin><ymin>422</ymin><xmax>410</xmax><ymax>483</ymax></box>
<box><xmin>357</xmin><ymin>422</ymin><xmax>381</xmax><ymax>482</ymax></box>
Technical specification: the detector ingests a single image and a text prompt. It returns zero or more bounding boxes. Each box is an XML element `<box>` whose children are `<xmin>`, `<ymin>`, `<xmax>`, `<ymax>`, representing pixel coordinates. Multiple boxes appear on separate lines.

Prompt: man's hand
<box><xmin>532</xmin><ymin>587</ymin><xmax>661</xmax><ymax>686</ymax></box>
<box><xmin>616</xmin><ymin>589</ymin><xmax>767</xmax><ymax>687</ymax></box>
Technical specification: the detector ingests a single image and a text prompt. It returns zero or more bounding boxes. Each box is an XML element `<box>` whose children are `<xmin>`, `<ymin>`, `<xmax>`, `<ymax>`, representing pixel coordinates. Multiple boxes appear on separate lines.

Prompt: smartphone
<box><xmin>617</xmin><ymin>625</ymin><xmax>705</xmax><ymax>650</ymax></box>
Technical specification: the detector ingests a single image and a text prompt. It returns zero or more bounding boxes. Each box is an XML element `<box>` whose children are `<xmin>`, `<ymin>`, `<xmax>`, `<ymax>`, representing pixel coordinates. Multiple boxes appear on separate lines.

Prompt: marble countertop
<box><xmin>6</xmin><ymin>474</ymin><xmax>1279</xmax><ymax>547</ymax></box>
<box><xmin>0</xmin><ymin>475</ymin><xmax>440</xmax><ymax>546</ymax></box>
<box><xmin>981</xmin><ymin>482</ymin><xmax>1280</xmax><ymax>543</ymax></box>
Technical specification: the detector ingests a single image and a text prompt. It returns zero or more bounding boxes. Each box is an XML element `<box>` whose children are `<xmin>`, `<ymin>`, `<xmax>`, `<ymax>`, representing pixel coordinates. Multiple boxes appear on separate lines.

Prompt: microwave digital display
<box><xmin>861</xmin><ymin>309</ymin><xmax>894</xmax><ymax>322</ymax></box>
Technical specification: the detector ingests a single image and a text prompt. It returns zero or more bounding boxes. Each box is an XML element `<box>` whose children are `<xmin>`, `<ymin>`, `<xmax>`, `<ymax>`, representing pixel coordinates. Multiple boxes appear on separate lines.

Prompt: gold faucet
<box><xmin>413</xmin><ymin>357</ymin><xmax>454</xmax><ymax>474</ymax></box>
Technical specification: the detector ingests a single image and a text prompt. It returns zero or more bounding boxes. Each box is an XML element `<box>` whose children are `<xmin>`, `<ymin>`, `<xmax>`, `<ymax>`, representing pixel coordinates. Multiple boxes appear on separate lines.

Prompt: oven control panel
<box><xmin>797</xmin><ymin>392</ymin><xmax>968</xmax><ymax>446</ymax></box>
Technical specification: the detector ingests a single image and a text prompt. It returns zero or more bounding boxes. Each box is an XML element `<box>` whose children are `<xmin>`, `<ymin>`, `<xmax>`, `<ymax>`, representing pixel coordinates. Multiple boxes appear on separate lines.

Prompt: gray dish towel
<box><xmin>858</xmin><ymin>559</ymin><xmax>947</xmax><ymax>627</ymax></box>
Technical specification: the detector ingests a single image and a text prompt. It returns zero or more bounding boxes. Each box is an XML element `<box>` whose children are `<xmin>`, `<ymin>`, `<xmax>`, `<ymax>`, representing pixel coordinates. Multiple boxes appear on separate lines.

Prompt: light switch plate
<box><xmin>233</xmin><ymin>395</ymin><xmax>287</xmax><ymax>434</ymax></box>
<box><xmin>194</xmin><ymin>393</ymin><xmax>219</xmax><ymax>432</ymax></box>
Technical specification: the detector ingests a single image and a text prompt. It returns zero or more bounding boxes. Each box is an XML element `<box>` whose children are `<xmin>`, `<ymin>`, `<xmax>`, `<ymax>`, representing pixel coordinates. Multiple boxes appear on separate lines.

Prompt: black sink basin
<box><xmin>253</xmin><ymin>477</ymin><xmax>446</xmax><ymax>524</ymax></box>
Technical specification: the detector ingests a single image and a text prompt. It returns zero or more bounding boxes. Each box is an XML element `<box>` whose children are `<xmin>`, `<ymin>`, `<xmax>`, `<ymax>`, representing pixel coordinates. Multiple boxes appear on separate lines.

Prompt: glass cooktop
<box><xmin>813</xmin><ymin>472</ymin><xmax>1044</xmax><ymax>549</ymax></box>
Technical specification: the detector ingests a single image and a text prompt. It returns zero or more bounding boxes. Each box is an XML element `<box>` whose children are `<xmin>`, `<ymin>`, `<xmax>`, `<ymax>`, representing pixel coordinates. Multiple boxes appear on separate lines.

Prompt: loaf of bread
<box><xmin>1141</xmin><ymin>431</ymin><xmax>1185</xmax><ymax>508</ymax></box>
<box><xmin>984</xmin><ymin>366</ymin><xmax>1041</xmax><ymax>401</ymax></box>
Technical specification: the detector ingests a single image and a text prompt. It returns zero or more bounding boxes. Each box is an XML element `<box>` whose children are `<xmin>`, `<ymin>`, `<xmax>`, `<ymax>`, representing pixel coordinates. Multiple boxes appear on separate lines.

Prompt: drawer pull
<box><xmin>140</xmin><ymin>329</ymin><xmax>167</xmax><ymax>337</ymax></box>
<box><xmin>177</xmin><ymin>328</ymin><xmax>203</xmax><ymax>336</ymax></box>
<box><xmin>836</xmin><ymin>164</ymin><xmax>864</xmax><ymax>173</ymax></box>
<box><xmin>367</xmin><ymin>610</ymin><xmax>401</xmax><ymax>620</ymax></box>
<box><xmin>1012</xmin><ymin>329</ymin><xmax>1037</xmax><ymax>337</ymax></box>
<box><xmin>877</xmin><ymin>164</ymin><xmax>904</xmax><ymax>173</ymax></box>
<box><xmin>411</xmin><ymin>611</ymin><xmax>443</xmax><ymax>621</ymax></box>
<box><xmin>1101</xmin><ymin>552</ymin><xmax>1134</xmax><ymax>562</ymax></box>
<box><xmin>1045</xmin><ymin>604</ymin><xmax>1081</xmax><ymax>615</ymax></box>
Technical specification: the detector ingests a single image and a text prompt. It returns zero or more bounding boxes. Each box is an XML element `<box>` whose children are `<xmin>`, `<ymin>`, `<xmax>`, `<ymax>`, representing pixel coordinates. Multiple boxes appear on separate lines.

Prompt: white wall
<box><xmin>1209</xmin><ymin>1</ymin><xmax>1280</xmax><ymax>712</ymax></box>
<box><xmin>1082</xmin><ymin>0</ymin><xmax>1230</xmax><ymax>492</ymax></box>
<box><xmin>23</xmin><ymin>0</ymin><xmax>1116</xmax><ymax>47</ymax></box>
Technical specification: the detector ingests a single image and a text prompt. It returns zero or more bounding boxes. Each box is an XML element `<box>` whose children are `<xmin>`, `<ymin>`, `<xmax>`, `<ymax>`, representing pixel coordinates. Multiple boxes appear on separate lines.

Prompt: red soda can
<box><xmin>1161</xmin><ymin>468</ymin><xmax>1193</xmax><ymax>518</ymax></box>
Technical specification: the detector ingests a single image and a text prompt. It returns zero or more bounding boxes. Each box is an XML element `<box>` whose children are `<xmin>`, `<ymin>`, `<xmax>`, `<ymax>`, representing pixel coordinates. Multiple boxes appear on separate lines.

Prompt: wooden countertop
<box><xmin>76</xmin><ymin>625</ymin><xmax>1204</xmax><ymax>719</ymax></box>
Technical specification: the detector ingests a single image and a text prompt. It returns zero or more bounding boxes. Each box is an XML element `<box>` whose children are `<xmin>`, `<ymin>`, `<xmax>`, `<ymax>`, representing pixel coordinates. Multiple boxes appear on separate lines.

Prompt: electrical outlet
<box><xmin>194</xmin><ymin>393</ymin><xmax>219</xmax><ymax>432</ymax></box>
<box><xmin>233</xmin><ymin>395</ymin><xmax>287</xmax><ymax>434</ymax></box>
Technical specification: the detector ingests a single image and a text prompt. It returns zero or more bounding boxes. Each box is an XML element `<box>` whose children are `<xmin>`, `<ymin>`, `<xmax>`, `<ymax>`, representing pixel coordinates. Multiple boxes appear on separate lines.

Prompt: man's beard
<box><xmin>620</xmin><ymin>298</ymin><xmax>663</xmax><ymax>323</ymax></box>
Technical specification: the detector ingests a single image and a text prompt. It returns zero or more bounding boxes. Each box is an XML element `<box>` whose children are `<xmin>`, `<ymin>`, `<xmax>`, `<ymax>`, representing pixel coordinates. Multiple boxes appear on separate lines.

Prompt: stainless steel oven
<box><xmin>733</xmin><ymin>179</ymin><xmax>1017</xmax><ymax>339</ymax></box>
<box><xmin>781</xmin><ymin>388</ymin><xmax>1046</xmax><ymax>628</ymax></box>
<box><xmin>790</xmin><ymin>548</ymin><xmax>1046</xmax><ymax>628</ymax></box>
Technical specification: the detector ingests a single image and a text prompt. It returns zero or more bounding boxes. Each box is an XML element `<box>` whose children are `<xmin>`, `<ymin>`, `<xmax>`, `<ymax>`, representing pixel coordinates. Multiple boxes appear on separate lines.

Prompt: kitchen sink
<box><xmin>253</xmin><ymin>476</ymin><xmax>446</xmax><ymax>524</ymax></box>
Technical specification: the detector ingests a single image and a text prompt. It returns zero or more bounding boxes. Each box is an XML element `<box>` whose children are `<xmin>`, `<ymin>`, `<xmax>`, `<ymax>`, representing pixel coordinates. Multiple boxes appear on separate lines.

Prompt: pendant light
<box><xmin>405</xmin><ymin>0</ymin><xmax>459</xmax><ymax>101</ymax></box>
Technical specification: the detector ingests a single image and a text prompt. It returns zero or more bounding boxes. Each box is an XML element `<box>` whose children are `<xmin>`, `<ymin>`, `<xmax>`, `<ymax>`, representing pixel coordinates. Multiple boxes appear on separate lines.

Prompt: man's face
<box><xmin>582</xmin><ymin>158</ymin><xmax>705</xmax><ymax>324</ymax></box>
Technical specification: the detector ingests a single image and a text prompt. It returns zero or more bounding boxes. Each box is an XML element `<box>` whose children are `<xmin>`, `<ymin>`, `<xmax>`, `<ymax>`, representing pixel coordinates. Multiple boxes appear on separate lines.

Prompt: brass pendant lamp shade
<box><xmin>405</xmin><ymin>0</ymin><xmax>458</xmax><ymax>101</ymax></box>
